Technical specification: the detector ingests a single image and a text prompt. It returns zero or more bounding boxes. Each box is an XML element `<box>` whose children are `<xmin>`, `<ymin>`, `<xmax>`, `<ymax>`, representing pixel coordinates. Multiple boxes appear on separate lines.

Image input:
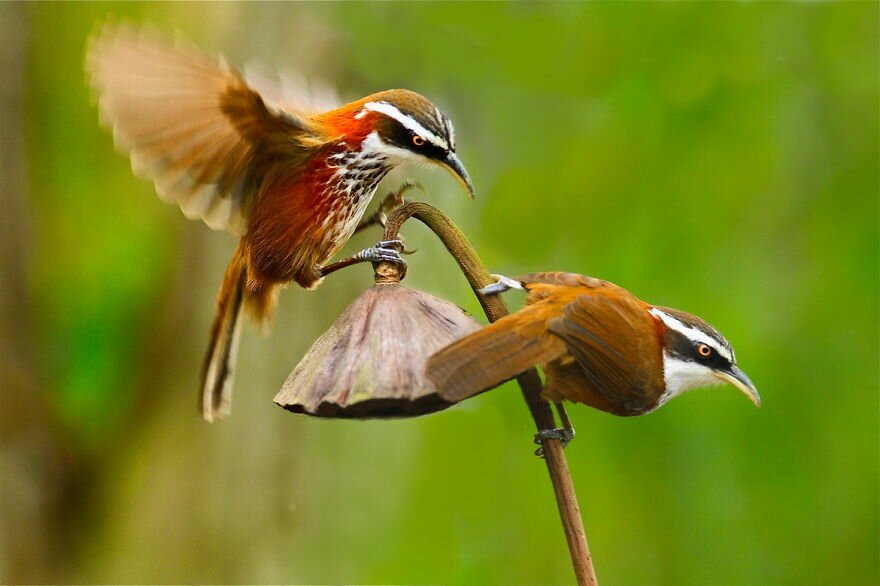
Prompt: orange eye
<box><xmin>697</xmin><ymin>343</ymin><xmax>713</xmax><ymax>358</ymax></box>
<box><xmin>412</xmin><ymin>135</ymin><xmax>425</xmax><ymax>146</ymax></box>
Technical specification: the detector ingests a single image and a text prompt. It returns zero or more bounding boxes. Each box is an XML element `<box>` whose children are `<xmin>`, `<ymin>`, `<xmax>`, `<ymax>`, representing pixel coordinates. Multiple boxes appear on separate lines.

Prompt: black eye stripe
<box><xmin>381</xmin><ymin>119</ymin><xmax>449</xmax><ymax>163</ymax></box>
<box><xmin>696</xmin><ymin>345</ymin><xmax>731</xmax><ymax>368</ymax></box>
<box><xmin>664</xmin><ymin>330</ymin><xmax>732</xmax><ymax>369</ymax></box>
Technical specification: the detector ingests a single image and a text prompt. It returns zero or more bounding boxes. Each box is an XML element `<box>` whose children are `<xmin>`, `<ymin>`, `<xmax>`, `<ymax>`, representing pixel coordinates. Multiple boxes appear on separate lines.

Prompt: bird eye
<box><xmin>412</xmin><ymin>135</ymin><xmax>425</xmax><ymax>147</ymax></box>
<box><xmin>697</xmin><ymin>343</ymin><xmax>713</xmax><ymax>358</ymax></box>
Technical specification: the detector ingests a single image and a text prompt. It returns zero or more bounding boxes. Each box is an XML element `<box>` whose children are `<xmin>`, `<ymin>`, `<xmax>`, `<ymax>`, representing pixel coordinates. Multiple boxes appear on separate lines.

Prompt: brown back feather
<box><xmin>548</xmin><ymin>293</ymin><xmax>664</xmax><ymax>414</ymax></box>
<box><xmin>518</xmin><ymin>272</ymin><xmax>606</xmax><ymax>289</ymax></box>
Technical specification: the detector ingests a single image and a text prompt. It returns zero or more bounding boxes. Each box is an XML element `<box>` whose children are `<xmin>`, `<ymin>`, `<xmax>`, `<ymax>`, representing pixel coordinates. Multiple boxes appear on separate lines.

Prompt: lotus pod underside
<box><xmin>275</xmin><ymin>283</ymin><xmax>481</xmax><ymax>418</ymax></box>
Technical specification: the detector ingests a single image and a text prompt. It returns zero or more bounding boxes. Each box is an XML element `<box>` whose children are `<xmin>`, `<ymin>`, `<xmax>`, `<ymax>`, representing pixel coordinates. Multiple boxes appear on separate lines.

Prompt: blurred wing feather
<box><xmin>244</xmin><ymin>64</ymin><xmax>342</xmax><ymax>116</ymax></box>
<box><xmin>87</xmin><ymin>22</ymin><xmax>321</xmax><ymax>234</ymax></box>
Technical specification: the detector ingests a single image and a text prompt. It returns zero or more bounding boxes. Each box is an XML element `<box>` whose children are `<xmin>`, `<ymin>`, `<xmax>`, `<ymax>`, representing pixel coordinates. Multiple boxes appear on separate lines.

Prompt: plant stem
<box><xmin>382</xmin><ymin>202</ymin><xmax>598</xmax><ymax>586</ymax></box>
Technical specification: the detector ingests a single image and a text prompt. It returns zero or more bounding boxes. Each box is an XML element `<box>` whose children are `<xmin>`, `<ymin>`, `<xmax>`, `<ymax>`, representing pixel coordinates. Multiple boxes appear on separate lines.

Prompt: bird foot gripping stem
<box><xmin>354</xmin><ymin>240</ymin><xmax>408</xmax><ymax>278</ymax></box>
<box><xmin>534</xmin><ymin>401</ymin><xmax>576</xmax><ymax>458</ymax></box>
<box><xmin>355</xmin><ymin>240</ymin><xmax>406</xmax><ymax>263</ymax></box>
<box><xmin>534</xmin><ymin>428</ymin><xmax>576</xmax><ymax>458</ymax></box>
<box><xmin>479</xmin><ymin>274</ymin><xmax>525</xmax><ymax>296</ymax></box>
<box><xmin>318</xmin><ymin>239</ymin><xmax>408</xmax><ymax>280</ymax></box>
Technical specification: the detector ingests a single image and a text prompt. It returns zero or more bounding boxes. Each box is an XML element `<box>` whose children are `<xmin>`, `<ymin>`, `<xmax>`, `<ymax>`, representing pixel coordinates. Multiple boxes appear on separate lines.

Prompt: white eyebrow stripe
<box><xmin>649</xmin><ymin>308</ymin><xmax>733</xmax><ymax>362</ymax></box>
<box><xmin>363</xmin><ymin>101</ymin><xmax>448</xmax><ymax>150</ymax></box>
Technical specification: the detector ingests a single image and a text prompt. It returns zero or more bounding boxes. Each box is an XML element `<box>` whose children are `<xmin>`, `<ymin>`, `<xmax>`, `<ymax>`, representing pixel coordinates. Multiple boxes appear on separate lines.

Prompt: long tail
<box><xmin>425</xmin><ymin>307</ymin><xmax>566</xmax><ymax>403</ymax></box>
<box><xmin>200</xmin><ymin>244</ymin><xmax>247</xmax><ymax>421</ymax></box>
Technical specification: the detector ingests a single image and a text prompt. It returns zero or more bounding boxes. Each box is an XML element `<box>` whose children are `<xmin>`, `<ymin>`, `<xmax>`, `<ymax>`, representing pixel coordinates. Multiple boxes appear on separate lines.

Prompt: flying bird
<box><xmin>87</xmin><ymin>23</ymin><xmax>474</xmax><ymax>420</ymax></box>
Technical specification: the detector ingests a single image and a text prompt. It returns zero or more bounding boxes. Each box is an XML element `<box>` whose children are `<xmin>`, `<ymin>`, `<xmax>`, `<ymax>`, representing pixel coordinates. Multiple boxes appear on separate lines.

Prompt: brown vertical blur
<box><xmin>0</xmin><ymin>5</ymin><xmax>226</xmax><ymax>579</ymax></box>
<box><xmin>0</xmin><ymin>4</ymin><xmax>73</xmax><ymax>582</ymax></box>
<box><xmin>1</xmin><ymin>6</ymin><xmax>357</xmax><ymax>582</ymax></box>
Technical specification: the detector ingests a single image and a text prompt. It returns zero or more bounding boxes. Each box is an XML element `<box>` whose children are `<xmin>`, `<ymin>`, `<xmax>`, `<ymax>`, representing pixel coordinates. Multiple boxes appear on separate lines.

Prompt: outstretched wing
<box><xmin>548</xmin><ymin>293</ymin><xmax>664</xmax><ymax>414</ymax></box>
<box><xmin>244</xmin><ymin>64</ymin><xmax>342</xmax><ymax>118</ymax></box>
<box><xmin>87</xmin><ymin>22</ymin><xmax>324</xmax><ymax>235</ymax></box>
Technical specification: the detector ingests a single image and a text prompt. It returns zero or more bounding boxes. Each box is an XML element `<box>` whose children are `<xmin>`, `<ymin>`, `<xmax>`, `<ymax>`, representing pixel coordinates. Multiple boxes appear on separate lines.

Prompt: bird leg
<box><xmin>534</xmin><ymin>403</ymin><xmax>576</xmax><ymax>457</ymax></box>
<box><xmin>354</xmin><ymin>180</ymin><xmax>424</xmax><ymax>235</ymax></box>
<box><xmin>479</xmin><ymin>274</ymin><xmax>526</xmax><ymax>296</ymax></box>
<box><xmin>554</xmin><ymin>402</ymin><xmax>576</xmax><ymax>442</ymax></box>
<box><xmin>318</xmin><ymin>240</ymin><xmax>407</xmax><ymax>279</ymax></box>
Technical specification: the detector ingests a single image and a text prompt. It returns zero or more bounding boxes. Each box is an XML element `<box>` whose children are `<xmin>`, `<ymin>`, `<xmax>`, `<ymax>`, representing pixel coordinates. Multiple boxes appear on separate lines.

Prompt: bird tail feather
<box><xmin>200</xmin><ymin>244</ymin><xmax>247</xmax><ymax>421</ymax></box>
<box><xmin>426</xmin><ymin>311</ymin><xmax>565</xmax><ymax>403</ymax></box>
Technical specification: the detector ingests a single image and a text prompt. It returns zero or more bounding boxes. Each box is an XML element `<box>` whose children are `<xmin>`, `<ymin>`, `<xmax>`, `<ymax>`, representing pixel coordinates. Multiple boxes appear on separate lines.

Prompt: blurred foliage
<box><xmin>2</xmin><ymin>2</ymin><xmax>877</xmax><ymax>584</ymax></box>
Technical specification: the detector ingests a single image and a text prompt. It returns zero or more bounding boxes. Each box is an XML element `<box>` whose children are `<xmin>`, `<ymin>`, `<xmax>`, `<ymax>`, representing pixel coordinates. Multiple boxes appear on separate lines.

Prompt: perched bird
<box><xmin>427</xmin><ymin>273</ymin><xmax>760</xmax><ymax>417</ymax></box>
<box><xmin>87</xmin><ymin>23</ymin><xmax>474</xmax><ymax>420</ymax></box>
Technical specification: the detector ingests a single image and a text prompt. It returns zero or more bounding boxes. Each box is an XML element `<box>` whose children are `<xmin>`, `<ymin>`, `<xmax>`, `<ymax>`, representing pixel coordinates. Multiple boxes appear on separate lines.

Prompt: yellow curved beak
<box><xmin>714</xmin><ymin>365</ymin><xmax>761</xmax><ymax>407</ymax></box>
<box><xmin>438</xmin><ymin>152</ymin><xmax>475</xmax><ymax>199</ymax></box>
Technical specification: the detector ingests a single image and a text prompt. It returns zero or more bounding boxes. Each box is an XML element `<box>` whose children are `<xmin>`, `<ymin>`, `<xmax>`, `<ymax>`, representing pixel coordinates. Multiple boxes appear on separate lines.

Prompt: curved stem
<box><xmin>382</xmin><ymin>202</ymin><xmax>598</xmax><ymax>586</ymax></box>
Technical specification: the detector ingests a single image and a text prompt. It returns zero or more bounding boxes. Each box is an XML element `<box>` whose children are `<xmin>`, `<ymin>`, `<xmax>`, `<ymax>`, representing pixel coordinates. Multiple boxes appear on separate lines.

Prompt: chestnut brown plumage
<box><xmin>427</xmin><ymin>272</ymin><xmax>760</xmax><ymax>416</ymax></box>
<box><xmin>87</xmin><ymin>23</ymin><xmax>474</xmax><ymax>420</ymax></box>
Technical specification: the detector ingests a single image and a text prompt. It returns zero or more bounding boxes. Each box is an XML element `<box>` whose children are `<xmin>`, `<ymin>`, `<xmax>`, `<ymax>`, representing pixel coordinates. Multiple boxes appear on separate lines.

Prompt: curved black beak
<box><xmin>714</xmin><ymin>365</ymin><xmax>761</xmax><ymax>407</ymax></box>
<box><xmin>438</xmin><ymin>152</ymin><xmax>475</xmax><ymax>199</ymax></box>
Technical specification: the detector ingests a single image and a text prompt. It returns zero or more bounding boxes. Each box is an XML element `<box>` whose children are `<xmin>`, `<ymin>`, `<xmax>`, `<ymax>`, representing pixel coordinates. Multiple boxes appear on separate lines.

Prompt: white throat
<box><xmin>657</xmin><ymin>353</ymin><xmax>722</xmax><ymax>407</ymax></box>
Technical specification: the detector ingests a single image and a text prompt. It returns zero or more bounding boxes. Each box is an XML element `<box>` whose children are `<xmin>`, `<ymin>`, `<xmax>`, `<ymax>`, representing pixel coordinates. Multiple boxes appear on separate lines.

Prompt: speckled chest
<box><xmin>320</xmin><ymin>147</ymin><xmax>392</xmax><ymax>254</ymax></box>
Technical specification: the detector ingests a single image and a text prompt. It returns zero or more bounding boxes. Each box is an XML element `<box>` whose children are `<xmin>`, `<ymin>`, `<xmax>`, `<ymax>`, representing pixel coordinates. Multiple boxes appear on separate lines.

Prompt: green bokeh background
<box><xmin>2</xmin><ymin>2</ymin><xmax>877</xmax><ymax>584</ymax></box>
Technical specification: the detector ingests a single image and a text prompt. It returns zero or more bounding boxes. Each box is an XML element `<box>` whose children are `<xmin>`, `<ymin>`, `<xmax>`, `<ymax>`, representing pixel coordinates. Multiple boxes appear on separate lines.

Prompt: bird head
<box><xmin>344</xmin><ymin>89</ymin><xmax>474</xmax><ymax>198</ymax></box>
<box><xmin>649</xmin><ymin>307</ymin><xmax>761</xmax><ymax>408</ymax></box>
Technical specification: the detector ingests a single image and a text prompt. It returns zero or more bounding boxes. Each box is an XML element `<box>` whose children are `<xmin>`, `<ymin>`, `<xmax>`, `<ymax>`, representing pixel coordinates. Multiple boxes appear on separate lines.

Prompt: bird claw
<box><xmin>354</xmin><ymin>181</ymin><xmax>421</xmax><ymax>234</ymax></box>
<box><xmin>375</xmin><ymin>239</ymin><xmax>404</xmax><ymax>251</ymax></box>
<box><xmin>376</xmin><ymin>237</ymin><xmax>416</xmax><ymax>256</ymax></box>
<box><xmin>355</xmin><ymin>247</ymin><xmax>404</xmax><ymax>265</ymax></box>
<box><xmin>534</xmin><ymin>427</ymin><xmax>576</xmax><ymax>458</ymax></box>
<box><xmin>355</xmin><ymin>240</ymin><xmax>408</xmax><ymax>278</ymax></box>
<box><xmin>479</xmin><ymin>274</ymin><xmax>525</xmax><ymax>296</ymax></box>
<box><xmin>392</xmin><ymin>179</ymin><xmax>425</xmax><ymax>202</ymax></box>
